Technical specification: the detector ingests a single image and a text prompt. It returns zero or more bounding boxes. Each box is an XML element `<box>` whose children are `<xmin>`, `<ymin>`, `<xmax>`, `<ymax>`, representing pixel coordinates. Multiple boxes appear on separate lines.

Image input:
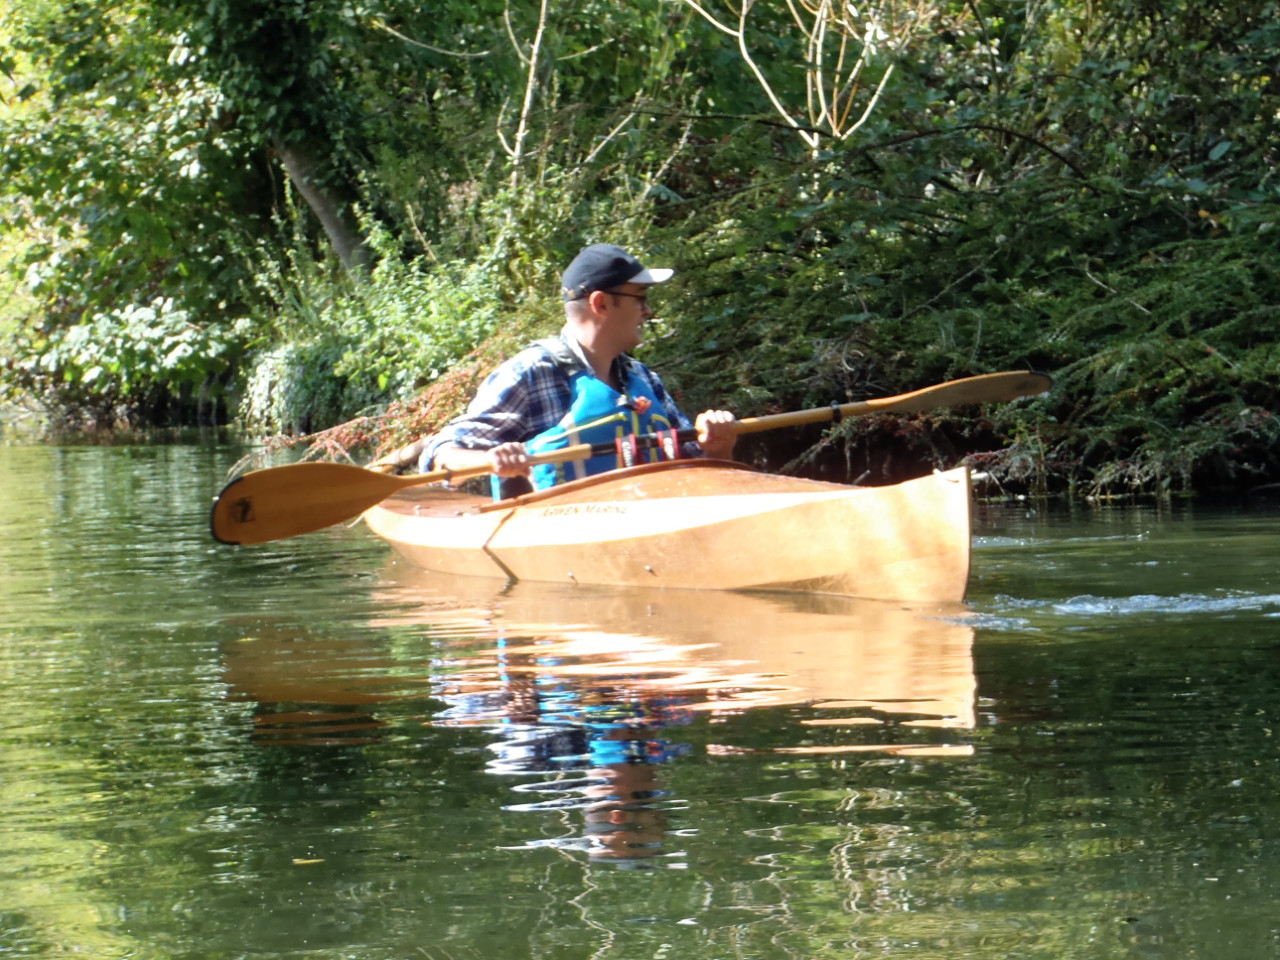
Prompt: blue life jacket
<box><xmin>522</xmin><ymin>337</ymin><xmax>677</xmax><ymax>492</ymax></box>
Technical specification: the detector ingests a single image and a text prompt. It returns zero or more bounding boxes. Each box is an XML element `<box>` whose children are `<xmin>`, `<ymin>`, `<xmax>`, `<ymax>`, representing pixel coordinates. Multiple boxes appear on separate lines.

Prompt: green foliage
<box><xmin>633</xmin><ymin>0</ymin><xmax>1280</xmax><ymax>495</ymax></box>
<box><xmin>32</xmin><ymin>298</ymin><xmax>236</xmax><ymax>393</ymax></box>
<box><xmin>0</xmin><ymin>0</ymin><xmax>712</xmax><ymax>430</ymax></box>
<box><xmin>3</xmin><ymin>295</ymin><xmax>243</xmax><ymax>425</ymax></box>
<box><xmin>0</xmin><ymin>0</ymin><xmax>271</xmax><ymax>423</ymax></box>
<box><xmin>1</xmin><ymin>2</ymin><xmax>263</xmax><ymax>309</ymax></box>
<box><xmin>235</xmin><ymin>202</ymin><xmax>550</xmax><ymax>435</ymax></box>
<box><xmin>3</xmin><ymin>0</ymin><xmax>1280</xmax><ymax>494</ymax></box>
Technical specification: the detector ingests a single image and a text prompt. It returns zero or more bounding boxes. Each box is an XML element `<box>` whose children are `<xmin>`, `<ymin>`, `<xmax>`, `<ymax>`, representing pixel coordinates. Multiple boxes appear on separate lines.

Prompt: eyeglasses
<box><xmin>570</xmin><ymin>289</ymin><xmax>653</xmax><ymax>307</ymax></box>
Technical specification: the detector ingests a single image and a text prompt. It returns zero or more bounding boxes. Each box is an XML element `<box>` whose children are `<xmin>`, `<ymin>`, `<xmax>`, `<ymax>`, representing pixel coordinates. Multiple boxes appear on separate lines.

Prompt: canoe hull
<box><xmin>363</xmin><ymin>461</ymin><xmax>972</xmax><ymax>602</ymax></box>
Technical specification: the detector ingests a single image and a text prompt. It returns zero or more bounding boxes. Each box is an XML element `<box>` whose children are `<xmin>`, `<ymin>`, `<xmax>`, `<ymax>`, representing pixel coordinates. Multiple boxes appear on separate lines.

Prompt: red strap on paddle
<box><xmin>660</xmin><ymin>429</ymin><xmax>680</xmax><ymax>461</ymax></box>
<box><xmin>616</xmin><ymin>435</ymin><xmax>638</xmax><ymax>468</ymax></box>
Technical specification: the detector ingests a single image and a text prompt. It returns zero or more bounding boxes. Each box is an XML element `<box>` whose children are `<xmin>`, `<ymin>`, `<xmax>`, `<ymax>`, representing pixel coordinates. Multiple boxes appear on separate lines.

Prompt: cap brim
<box><xmin>626</xmin><ymin>267</ymin><xmax>674</xmax><ymax>285</ymax></box>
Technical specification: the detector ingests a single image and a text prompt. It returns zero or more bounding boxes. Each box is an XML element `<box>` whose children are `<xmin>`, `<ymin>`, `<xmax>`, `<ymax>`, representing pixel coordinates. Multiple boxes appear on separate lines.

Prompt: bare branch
<box><xmin>734</xmin><ymin>0</ymin><xmax>819</xmax><ymax>148</ymax></box>
<box><xmin>508</xmin><ymin>0</ymin><xmax>550</xmax><ymax>189</ymax></box>
<box><xmin>503</xmin><ymin>0</ymin><xmax>530</xmax><ymax>68</ymax></box>
<box><xmin>680</xmin><ymin>0</ymin><xmax>742</xmax><ymax>37</ymax></box>
<box><xmin>495</xmin><ymin>97</ymin><xmax>516</xmax><ymax>158</ymax></box>
<box><xmin>838</xmin><ymin>61</ymin><xmax>894</xmax><ymax>140</ymax></box>
<box><xmin>371</xmin><ymin>18</ymin><xmax>492</xmax><ymax>58</ymax></box>
<box><xmin>812</xmin><ymin>2</ymin><xmax>830</xmax><ymax>130</ymax></box>
<box><xmin>583</xmin><ymin>110</ymin><xmax>639</xmax><ymax>166</ymax></box>
<box><xmin>677</xmin><ymin>0</ymin><xmax>938</xmax><ymax>148</ymax></box>
<box><xmin>557</xmin><ymin>39</ymin><xmax>617</xmax><ymax>61</ymax></box>
<box><xmin>642</xmin><ymin>106</ymin><xmax>698</xmax><ymax>203</ymax></box>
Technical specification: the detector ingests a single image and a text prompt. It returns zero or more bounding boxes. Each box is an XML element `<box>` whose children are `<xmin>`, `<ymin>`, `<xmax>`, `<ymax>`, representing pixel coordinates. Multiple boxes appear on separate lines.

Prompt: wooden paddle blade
<box><xmin>208</xmin><ymin>440</ymin><xmax>608</xmax><ymax>546</ymax></box>
<box><xmin>860</xmin><ymin>369</ymin><xmax>1051</xmax><ymax>414</ymax></box>
<box><xmin>210</xmin><ymin>462</ymin><xmax>412</xmax><ymax>545</ymax></box>
<box><xmin>733</xmin><ymin>370</ymin><xmax>1052</xmax><ymax>434</ymax></box>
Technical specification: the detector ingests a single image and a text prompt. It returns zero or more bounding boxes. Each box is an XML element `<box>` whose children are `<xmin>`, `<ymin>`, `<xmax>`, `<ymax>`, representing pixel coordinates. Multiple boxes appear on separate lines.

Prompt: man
<box><xmin>373</xmin><ymin>244</ymin><xmax>736</xmax><ymax>494</ymax></box>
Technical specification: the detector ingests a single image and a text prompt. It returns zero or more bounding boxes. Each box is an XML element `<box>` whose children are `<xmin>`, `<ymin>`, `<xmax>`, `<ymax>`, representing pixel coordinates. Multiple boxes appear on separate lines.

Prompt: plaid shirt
<box><xmin>420</xmin><ymin>332</ymin><xmax>698</xmax><ymax>470</ymax></box>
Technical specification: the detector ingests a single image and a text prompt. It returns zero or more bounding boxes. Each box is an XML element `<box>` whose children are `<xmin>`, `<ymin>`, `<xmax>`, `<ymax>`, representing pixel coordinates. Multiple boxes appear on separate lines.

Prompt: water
<box><xmin>3</xmin><ymin>445</ymin><xmax>1280</xmax><ymax>959</ymax></box>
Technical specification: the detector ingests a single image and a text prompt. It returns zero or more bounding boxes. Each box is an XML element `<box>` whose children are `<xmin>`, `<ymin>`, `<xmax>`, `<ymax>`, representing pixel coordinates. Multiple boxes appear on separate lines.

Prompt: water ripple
<box><xmin>981</xmin><ymin>590</ymin><xmax>1280</xmax><ymax>623</ymax></box>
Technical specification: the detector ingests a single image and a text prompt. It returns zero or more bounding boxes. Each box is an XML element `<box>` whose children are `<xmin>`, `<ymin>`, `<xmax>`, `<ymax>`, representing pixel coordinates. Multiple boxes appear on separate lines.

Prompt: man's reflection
<box><xmin>233</xmin><ymin>575</ymin><xmax>980</xmax><ymax>868</ymax></box>
<box><xmin>582</xmin><ymin>734</ymin><xmax>666</xmax><ymax>864</ymax></box>
<box><xmin>483</xmin><ymin>690</ymin><xmax>692</xmax><ymax>867</ymax></box>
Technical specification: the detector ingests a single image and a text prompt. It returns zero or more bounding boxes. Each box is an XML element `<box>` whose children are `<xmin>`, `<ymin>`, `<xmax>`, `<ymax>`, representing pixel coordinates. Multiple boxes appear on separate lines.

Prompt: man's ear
<box><xmin>586</xmin><ymin>289</ymin><xmax>611</xmax><ymax>313</ymax></box>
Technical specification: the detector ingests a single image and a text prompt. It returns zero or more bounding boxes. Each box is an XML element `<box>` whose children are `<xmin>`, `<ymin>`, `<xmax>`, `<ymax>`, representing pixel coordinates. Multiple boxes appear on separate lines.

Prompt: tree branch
<box><xmin>583</xmin><ymin>109</ymin><xmax>638</xmax><ymax>166</ymax></box>
<box><xmin>680</xmin><ymin>0</ymin><xmax>743</xmax><ymax>37</ymax></box>
<box><xmin>508</xmin><ymin>0</ymin><xmax>549</xmax><ymax>189</ymax></box>
<box><xmin>503</xmin><ymin>1</ymin><xmax>531</xmax><ymax>68</ymax></box>
<box><xmin>371</xmin><ymin>18</ymin><xmax>492</xmax><ymax>58</ymax></box>
<box><xmin>733</xmin><ymin>0</ymin><xmax>819</xmax><ymax>148</ymax></box>
<box><xmin>272</xmin><ymin>137</ymin><xmax>370</xmax><ymax>272</ymax></box>
<box><xmin>839</xmin><ymin>61</ymin><xmax>894</xmax><ymax>140</ymax></box>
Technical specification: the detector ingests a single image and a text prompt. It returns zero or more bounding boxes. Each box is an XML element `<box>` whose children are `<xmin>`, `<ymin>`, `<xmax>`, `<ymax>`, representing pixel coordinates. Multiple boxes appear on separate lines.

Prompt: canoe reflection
<box><xmin>375</xmin><ymin>563</ymin><xmax>977</xmax><ymax>731</ymax></box>
<box><xmin>378</xmin><ymin>564</ymin><xmax>977</xmax><ymax>866</ymax></box>
<box><xmin>221</xmin><ymin>565</ymin><xmax>977</xmax><ymax>864</ymax></box>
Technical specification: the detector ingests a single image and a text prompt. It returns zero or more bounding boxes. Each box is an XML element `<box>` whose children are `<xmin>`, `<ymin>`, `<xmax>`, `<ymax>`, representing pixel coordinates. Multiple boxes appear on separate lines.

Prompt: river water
<box><xmin>2</xmin><ymin>444</ymin><xmax>1279</xmax><ymax>959</ymax></box>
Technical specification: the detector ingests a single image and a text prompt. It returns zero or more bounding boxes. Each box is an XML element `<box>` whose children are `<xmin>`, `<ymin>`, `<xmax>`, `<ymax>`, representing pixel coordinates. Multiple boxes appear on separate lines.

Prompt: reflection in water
<box><xmin>221</xmin><ymin>627</ymin><xmax>433</xmax><ymax>746</ymax></box>
<box><xmin>499</xmin><ymin>715</ymin><xmax>687</xmax><ymax>866</ymax></box>
<box><xmin>221</xmin><ymin>562</ymin><xmax>977</xmax><ymax>866</ymax></box>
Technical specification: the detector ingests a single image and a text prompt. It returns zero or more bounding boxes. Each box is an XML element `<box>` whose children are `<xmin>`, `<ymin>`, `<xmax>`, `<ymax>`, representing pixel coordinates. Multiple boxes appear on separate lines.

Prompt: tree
<box><xmin>1</xmin><ymin>0</ymin><xmax>272</xmax><ymax>422</ymax></box>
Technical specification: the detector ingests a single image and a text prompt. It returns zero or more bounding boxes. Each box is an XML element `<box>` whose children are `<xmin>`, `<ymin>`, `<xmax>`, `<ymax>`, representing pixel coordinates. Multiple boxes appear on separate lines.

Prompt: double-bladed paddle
<box><xmin>210</xmin><ymin>368</ymin><xmax>1050</xmax><ymax>545</ymax></box>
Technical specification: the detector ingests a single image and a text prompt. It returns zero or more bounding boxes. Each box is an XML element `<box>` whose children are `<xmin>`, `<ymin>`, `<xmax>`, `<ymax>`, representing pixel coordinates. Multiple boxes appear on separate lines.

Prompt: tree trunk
<box><xmin>273</xmin><ymin>137</ymin><xmax>371</xmax><ymax>272</ymax></box>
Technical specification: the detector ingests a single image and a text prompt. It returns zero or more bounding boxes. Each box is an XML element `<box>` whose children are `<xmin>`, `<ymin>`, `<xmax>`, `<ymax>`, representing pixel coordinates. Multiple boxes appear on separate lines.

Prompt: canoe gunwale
<box><xmin>475</xmin><ymin>458</ymin><xmax>768</xmax><ymax>513</ymax></box>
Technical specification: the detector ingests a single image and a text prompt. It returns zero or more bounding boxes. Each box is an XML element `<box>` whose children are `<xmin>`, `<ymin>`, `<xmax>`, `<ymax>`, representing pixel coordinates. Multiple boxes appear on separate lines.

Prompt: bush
<box><xmin>233</xmin><ymin>209</ymin><xmax>543</xmax><ymax>436</ymax></box>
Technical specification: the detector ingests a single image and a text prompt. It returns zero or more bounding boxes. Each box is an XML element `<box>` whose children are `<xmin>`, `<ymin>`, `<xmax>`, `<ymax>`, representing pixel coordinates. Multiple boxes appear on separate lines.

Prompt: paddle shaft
<box><xmin>211</xmin><ymin>369</ymin><xmax>1050</xmax><ymax>544</ymax></box>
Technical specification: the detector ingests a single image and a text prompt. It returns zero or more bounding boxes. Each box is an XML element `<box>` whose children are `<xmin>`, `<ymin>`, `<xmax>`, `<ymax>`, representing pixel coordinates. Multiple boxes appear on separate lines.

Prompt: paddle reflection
<box><xmin>220</xmin><ymin>625</ymin><xmax>428</xmax><ymax>746</ymax></box>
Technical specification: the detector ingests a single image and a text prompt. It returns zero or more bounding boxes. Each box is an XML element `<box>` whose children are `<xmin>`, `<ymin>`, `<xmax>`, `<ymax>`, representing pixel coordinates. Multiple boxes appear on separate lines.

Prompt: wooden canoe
<box><xmin>362</xmin><ymin>460</ymin><xmax>972</xmax><ymax>602</ymax></box>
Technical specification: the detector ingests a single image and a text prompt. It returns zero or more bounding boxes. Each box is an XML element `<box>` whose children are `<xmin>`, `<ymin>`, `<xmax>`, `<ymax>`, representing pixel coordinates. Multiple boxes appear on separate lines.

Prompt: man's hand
<box><xmin>433</xmin><ymin>442</ymin><xmax>532</xmax><ymax>484</ymax></box>
<box><xmin>695</xmin><ymin>409</ymin><xmax>738</xmax><ymax>460</ymax></box>
<box><xmin>368</xmin><ymin>439</ymin><xmax>425</xmax><ymax>474</ymax></box>
<box><xmin>488</xmin><ymin>442</ymin><xmax>532</xmax><ymax>478</ymax></box>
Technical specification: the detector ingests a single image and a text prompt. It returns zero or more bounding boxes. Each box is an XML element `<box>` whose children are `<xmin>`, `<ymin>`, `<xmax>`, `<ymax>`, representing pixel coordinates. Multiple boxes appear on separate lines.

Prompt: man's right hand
<box><xmin>368</xmin><ymin>438</ymin><xmax>426</xmax><ymax>474</ymax></box>
<box><xmin>696</xmin><ymin>409</ymin><xmax>738</xmax><ymax>460</ymax></box>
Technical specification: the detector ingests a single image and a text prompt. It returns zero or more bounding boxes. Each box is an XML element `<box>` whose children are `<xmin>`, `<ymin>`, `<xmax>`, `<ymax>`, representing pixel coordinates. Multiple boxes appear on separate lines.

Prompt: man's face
<box><xmin>598</xmin><ymin>282</ymin><xmax>654</xmax><ymax>352</ymax></box>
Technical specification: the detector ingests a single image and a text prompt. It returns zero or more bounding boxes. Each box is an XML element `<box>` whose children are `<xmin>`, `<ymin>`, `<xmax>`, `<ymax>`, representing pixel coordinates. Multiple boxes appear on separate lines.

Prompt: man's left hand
<box><xmin>696</xmin><ymin>409</ymin><xmax>738</xmax><ymax>460</ymax></box>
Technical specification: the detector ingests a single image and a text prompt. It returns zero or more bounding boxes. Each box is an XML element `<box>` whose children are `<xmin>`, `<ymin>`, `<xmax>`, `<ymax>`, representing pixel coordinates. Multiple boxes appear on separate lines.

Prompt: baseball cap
<box><xmin>561</xmin><ymin>244</ymin><xmax>674</xmax><ymax>301</ymax></box>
